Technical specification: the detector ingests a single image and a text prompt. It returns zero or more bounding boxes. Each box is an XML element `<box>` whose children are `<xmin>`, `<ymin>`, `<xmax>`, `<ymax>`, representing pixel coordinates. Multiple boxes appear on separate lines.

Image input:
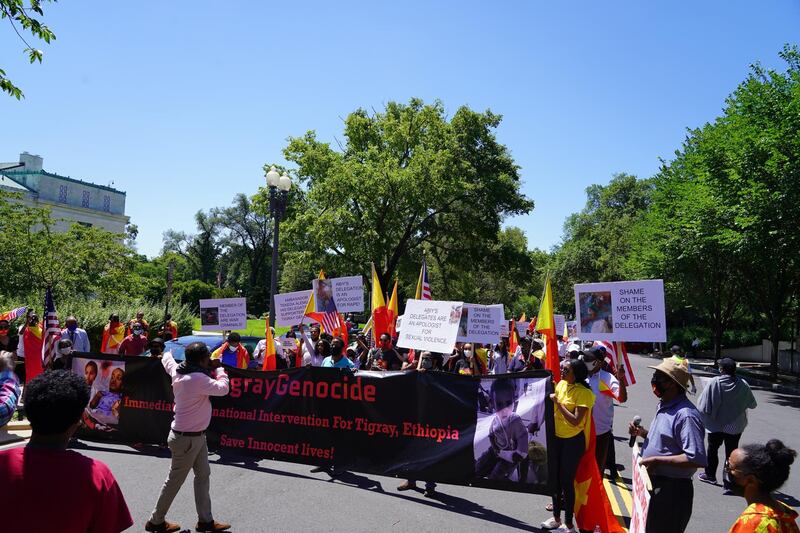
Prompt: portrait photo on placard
<box><xmin>578</xmin><ymin>291</ymin><xmax>613</xmax><ymax>334</ymax></box>
<box><xmin>73</xmin><ymin>356</ymin><xmax>126</xmax><ymax>433</ymax></box>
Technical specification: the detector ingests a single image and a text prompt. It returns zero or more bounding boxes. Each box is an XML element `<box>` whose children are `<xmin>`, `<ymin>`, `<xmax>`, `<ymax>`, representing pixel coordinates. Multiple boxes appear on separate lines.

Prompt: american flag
<box><xmin>41</xmin><ymin>288</ymin><xmax>60</xmax><ymax>368</ymax></box>
<box><xmin>319</xmin><ymin>311</ymin><xmax>341</xmax><ymax>336</ymax></box>
<box><xmin>0</xmin><ymin>306</ymin><xmax>27</xmax><ymax>322</ymax></box>
<box><xmin>415</xmin><ymin>258</ymin><xmax>431</xmax><ymax>300</ymax></box>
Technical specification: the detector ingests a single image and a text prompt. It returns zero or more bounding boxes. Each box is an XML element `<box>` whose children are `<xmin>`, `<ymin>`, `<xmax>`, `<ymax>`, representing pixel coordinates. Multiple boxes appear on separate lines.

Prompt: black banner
<box><xmin>71</xmin><ymin>353</ymin><xmax>555</xmax><ymax>494</ymax></box>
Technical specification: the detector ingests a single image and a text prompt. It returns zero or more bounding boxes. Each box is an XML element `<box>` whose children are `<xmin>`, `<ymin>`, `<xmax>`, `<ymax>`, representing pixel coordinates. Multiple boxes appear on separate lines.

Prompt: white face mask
<box><xmin>58</xmin><ymin>347</ymin><xmax>72</xmax><ymax>355</ymax></box>
<box><xmin>464</xmin><ymin>350</ymin><xmax>473</xmax><ymax>358</ymax></box>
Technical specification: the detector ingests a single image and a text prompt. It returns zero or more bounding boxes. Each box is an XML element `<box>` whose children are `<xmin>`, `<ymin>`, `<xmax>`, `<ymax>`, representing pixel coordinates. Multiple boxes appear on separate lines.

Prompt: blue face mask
<box><xmin>67</xmin><ymin>324</ymin><xmax>77</xmax><ymax>332</ymax></box>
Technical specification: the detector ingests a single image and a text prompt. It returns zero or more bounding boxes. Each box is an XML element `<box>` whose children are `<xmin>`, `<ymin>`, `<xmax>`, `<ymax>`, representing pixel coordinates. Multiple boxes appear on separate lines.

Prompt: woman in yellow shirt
<box><xmin>541</xmin><ymin>359</ymin><xmax>596</xmax><ymax>533</ymax></box>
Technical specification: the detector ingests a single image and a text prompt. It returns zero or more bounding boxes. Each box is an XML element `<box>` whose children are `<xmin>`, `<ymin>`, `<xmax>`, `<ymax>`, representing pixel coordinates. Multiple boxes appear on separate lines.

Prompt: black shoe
<box><xmin>310</xmin><ymin>466</ymin><xmax>327</xmax><ymax>473</ymax></box>
<box><xmin>424</xmin><ymin>488</ymin><xmax>436</xmax><ymax>498</ymax></box>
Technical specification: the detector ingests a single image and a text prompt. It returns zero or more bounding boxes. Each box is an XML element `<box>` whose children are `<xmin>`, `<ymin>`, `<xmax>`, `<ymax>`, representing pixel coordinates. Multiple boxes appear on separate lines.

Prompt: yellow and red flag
<box><xmin>573</xmin><ymin>416</ymin><xmax>626</xmax><ymax>532</ymax></box>
<box><xmin>101</xmin><ymin>321</ymin><xmax>125</xmax><ymax>354</ymax></box>
<box><xmin>518</xmin><ymin>312</ymin><xmax>527</xmax><ymax>322</ymax></box>
<box><xmin>262</xmin><ymin>317</ymin><xmax>277</xmax><ymax>371</ymax></box>
<box><xmin>387</xmin><ymin>279</ymin><xmax>399</xmax><ymax>337</ymax></box>
<box><xmin>23</xmin><ymin>322</ymin><xmax>44</xmax><ymax>381</ymax></box>
<box><xmin>508</xmin><ymin>319</ymin><xmax>519</xmax><ymax>355</ymax></box>
<box><xmin>370</xmin><ymin>263</ymin><xmax>391</xmax><ymax>343</ymax></box>
<box><xmin>535</xmin><ymin>275</ymin><xmax>561</xmax><ymax>382</ymax></box>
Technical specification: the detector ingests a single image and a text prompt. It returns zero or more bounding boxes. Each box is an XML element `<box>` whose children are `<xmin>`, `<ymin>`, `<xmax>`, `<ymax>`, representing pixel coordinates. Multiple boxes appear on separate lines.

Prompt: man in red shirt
<box><xmin>0</xmin><ymin>370</ymin><xmax>133</xmax><ymax>532</ymax></box>
<box><xmin>118</xmin><ymin>323</ymin><xmax>149</xmax><ymax>356</ymax></box>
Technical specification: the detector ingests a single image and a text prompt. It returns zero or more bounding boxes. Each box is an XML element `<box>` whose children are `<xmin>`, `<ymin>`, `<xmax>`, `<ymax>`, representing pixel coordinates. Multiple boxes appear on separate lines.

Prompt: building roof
<box><xmin>0</xmin><ymin>169</ymin><xmax>126</xmax><ymax>195</ymax></box>
<box><xmin>0</xmin><ymin>173</ymin><xmax>32</xmax><ymax>192</ymax></box>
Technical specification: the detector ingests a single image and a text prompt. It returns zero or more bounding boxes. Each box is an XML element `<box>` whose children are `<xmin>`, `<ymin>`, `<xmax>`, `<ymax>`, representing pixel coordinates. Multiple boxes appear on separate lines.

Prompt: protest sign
<box><xmin>500</xmin><ymin>320</ymin><xmax>510</xmax><ymax>338</ymax></box>
<box><xmin>312</xmin><ymin>279</ymin><xmax>337</xmax><ymax>313</ymax></box>
<box><xmin>516</xmin><ymin>321</ymin><xmax>530</xmax><ymax>338</ymax></box>
<box><xmin>573</xmin><ymin>280</ymin><xmax>666</xmax><ymax>342</ymax></box>
<box><xmin>274</xmin><ymin>290</ymin><xmax>313</xmax><ymax>326</ymax></box>
<box><xmin>331</xmin><ymin>276</ymin><xmax>364</xmax><ymax>313</ymax></box>
<box><xmin>395</xmin><ymin>315</ymin><xmax>403</xmax><ymax>331</ymax></box>
<box><xmin>72</xmin><ymin>353</ymin><xmax>555</xmax><ymax>495</ymax></box>
<box><xmin>554</xmin><ymin>314</ymin><xmax>565</xmax><ymax>337</ymax></box>
<box><xmin>199</xmin><ymin>297</ymin><xmax>247</xmax><ymax>331</ymax></box>
<box><xmin>456</xmin><ymin>304</ymin><xmax>505</xmax><ymax>344</ymax></box>
<box><xmin>630</xmin><ymin>444</ymin><xmax>652</xmax><ymax>533</ymax></box>
<box><xmin>397</xmin><ymin>299</ymin><xmax>464</xmax><ymax>353</ymax></box>
<box><xmin>280</xmin><ymin>337</ymin><xmax>298</xmax><ymax>352</ymax></box>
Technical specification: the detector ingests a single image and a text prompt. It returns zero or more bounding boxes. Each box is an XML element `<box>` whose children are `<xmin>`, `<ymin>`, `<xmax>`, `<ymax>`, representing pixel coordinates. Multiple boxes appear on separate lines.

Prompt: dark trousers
<box><xmin>646</xmin><ymin>476</ymin><xmax>693</xmax><ymax>533</ymax></box>
<box><xmin>706</xmin><ymin>431</ymin><xmax>741</xmax><ymax>487</ymax></box>
<box><xmin>550</xmin><ymin>432</ymin><xmax>585</xmax><ymax>524</ymax></box>
<box><xmin>596</xmin><ymin>431</ymin><xmax>612</xmax><ymax>474</ymax></box>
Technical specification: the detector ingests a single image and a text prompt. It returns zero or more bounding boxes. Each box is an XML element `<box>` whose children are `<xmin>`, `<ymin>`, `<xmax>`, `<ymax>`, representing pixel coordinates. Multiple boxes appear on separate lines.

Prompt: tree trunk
<box><xmin>713</xmin><ymin>326</ymin><xmax>723</xmax><ymax>364</ymax></box>
<box><xmin>770</xmin><ymin>320</ymin><xmax>781</xmax><ymax>381</ymax></box>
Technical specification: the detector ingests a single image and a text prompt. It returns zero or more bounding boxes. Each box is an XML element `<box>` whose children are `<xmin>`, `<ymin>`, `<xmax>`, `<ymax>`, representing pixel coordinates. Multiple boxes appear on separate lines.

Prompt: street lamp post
<box><xmin>266</xmin><ymin>166</ymin><xmax>292</xmax><ymax>328</ymax></box>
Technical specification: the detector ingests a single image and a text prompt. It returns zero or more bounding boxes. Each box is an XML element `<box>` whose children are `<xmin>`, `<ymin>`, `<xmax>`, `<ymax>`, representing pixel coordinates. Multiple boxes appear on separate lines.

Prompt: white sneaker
<box><xmin>557</xmin><ymin>525</ymin><xmax>577</xmax><ymax>533</ymax></box>
<box><xmin>540</xmin><ymin>517</ymin><xmax>561</xmax><ymax>530</ymax></box>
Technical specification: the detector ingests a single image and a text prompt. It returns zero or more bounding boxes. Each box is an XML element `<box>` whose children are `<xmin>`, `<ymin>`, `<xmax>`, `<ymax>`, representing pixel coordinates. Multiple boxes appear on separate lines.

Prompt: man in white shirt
<box><xmin>584</xmin><ymin>346</ymin><xmax>627</xmax><ymax>478</ymax></box>
<box><xmin>60</xmin><ymin>316</ymin><xmax>91</xmax><ymax>353</ymax></box>
<box><xmin>252</xmin><ymin>328</ymin><xmax>284</xmax><ymax>368</ymax></box>
<box><xmin>301</xmin><ymin>325</ymin><xmax>323</xmax><ymax>366</ymax></box>
<box><xmin>145</xmin><ymin>342</ymin><xmax>231</xmax><ymax>533</ymax></box>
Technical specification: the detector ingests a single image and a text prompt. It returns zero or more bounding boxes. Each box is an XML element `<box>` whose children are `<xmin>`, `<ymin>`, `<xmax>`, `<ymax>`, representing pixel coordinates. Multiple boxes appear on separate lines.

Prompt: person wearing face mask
<box><xmin>118</xmin><ymin>323</ymin><xmax>149</xmax><ymax>356</ymax></box>
<box><xmin>629</xmin><ymin>358</ymin><xmax>707</xmax><ymax>533</ymax></box>
<box><xmin>211</xmin><ymin>332</ymin><xmax>250</xmax><ymax>369</ymax></box>
<box><xmin>455</xmin><ymin>343</ymin><xmax>481</xmax><ymax>375</ymax></box>
<box><xmin>584</xmin><ymin>347</ymin><xmax>627</xmax><ymax>479</ymax></box>
<box><xmin>727</xmin><ymin>439</ymin><xmax>798</xmax><ymax>532</ymax></box>
<box><xmin>541</xmin><ymin>359</ymin><xmax>595</xmax><ymax>532</ymax></box>
<box><xmin>0</xmin><ymin>319</ymin><xmax>21</xmax><ymax>382</ymax></box>
<box><xmin>51</xmin><ymin>339</ymin><xmax>74</xmax><ymax>370</ymax></box>
<box><xmin>60</xmin><ymin>316</ymin><xmax>90</xmax><ymax>353</ymax></box>
<box><xmin>102</xmin><ymin>314</ymin><xmax>126</xmax><ymax>354</ymax></box>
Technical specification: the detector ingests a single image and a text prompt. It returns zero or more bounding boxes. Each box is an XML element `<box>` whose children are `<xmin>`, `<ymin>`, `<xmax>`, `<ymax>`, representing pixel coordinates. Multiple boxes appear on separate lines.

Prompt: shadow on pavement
<box><xmin>74</xmin><ymin>441</ymin><xmax>546</xmax><ymax>531</ymax></box>
<box><xmin>762</xmin><ymin>392</ymin><xmax>800</xmax><ymax>410</ymax></box>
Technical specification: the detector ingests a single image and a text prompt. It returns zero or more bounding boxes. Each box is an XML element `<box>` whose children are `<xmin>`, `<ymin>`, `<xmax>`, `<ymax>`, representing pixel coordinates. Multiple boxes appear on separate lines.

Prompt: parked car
<box><xmin>145</xmin><ymin>334</ymin><xmax>262</xmax><ymax>362</ymax></box>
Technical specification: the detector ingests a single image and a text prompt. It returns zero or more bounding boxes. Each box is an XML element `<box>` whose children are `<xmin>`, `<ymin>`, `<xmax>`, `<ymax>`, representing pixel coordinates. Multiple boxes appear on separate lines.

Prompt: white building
<box><xmin>0</xmin><ymin>152</ymin><xmax>129</xmax><ymax>234</ymax></box>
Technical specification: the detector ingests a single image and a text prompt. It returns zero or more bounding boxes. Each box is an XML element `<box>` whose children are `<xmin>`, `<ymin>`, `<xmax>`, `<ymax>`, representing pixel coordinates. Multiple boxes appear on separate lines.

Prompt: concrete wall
<box><xmin>723</xmin><ymin>340</ymin><xmax>795</xmax><ymax>365</ymax></box>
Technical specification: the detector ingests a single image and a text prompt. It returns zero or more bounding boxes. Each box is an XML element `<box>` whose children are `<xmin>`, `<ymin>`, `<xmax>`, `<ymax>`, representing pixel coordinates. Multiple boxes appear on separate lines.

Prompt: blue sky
<box><xmin>1</xmin><ymin>1</ymin><xmax>798</xmax><ymax>258</ymax></box>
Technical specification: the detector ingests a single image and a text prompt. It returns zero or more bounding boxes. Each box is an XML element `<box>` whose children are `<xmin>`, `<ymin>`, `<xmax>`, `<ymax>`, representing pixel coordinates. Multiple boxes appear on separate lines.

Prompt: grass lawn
<box><xmin>191</xmin><ymin>318</ymin><xmax>291</xmax><ymax>337</ymax></box>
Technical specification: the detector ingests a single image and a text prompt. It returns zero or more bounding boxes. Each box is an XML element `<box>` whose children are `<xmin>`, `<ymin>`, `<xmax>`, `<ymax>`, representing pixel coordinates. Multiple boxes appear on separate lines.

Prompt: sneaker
<box><xmin>144</xmin><ymin>521</ymin><xmax>181</xmax><ymax>533</ymax></box>
<box><xmin>196</xmin><ymin>520</ymin><xmax>231</xmax><ymax>532</ymax></box>
<box><xmin>397</xmin><ymin>480</ymin><xmax>417</xmax><ymax>491</ymax></box>
<box><xmin>722</xmin><ymin>488</ymin><xmax>734</xmax><ymax>496</ymax></box>
<box><xmin>557</xmin><ymin>525</ymin><xmax>577</xmax><ymax>533</ymax></box>
<box><xmin>540</xmin><ymin>517</ymin><xmax>561</xmax><ymax>530</ymax></box>
<box><xmin>698</xmin><ymin>473</ymin><xmax>717</xmax><ymax>485</ymax></box>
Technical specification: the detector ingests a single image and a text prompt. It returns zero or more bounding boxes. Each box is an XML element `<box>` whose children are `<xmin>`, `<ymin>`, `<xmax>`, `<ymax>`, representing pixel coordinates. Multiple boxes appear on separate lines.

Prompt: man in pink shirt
<box><xmin>0</xmin><ymin>370</ymin><xmax>133</xmax><ymax>532</ymax></box>
<box><xmin>145</xmin><ymin>342</ymin><xmax>232</xmax><ymax>533</ymax></box>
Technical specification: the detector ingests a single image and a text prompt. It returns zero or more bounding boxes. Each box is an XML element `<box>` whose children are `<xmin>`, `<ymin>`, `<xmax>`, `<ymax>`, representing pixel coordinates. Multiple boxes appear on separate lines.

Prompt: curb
<box><xmin>634</xmin><ymin>352</ymin><xmax>800</xmax><ymax>395</ymax></box>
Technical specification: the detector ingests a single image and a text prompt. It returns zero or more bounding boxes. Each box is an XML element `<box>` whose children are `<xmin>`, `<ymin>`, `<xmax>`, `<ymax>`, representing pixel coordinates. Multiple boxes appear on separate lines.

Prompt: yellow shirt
<box><xmin>554</xmin><ymin>379</ymin><xmax>596</xmax><ymax>438</ymax></box>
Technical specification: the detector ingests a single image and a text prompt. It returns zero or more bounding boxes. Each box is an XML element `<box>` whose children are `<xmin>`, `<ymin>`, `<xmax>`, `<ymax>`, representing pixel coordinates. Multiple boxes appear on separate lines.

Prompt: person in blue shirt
<box><xmin>321</xmin><ymin>338</ymin><xmax>355</xmax><ymax>369</ymax></box>
<box><xmin>629</xmin><ymin>358</ymin><xmax>707</xmax><ymax>533</ymax></box>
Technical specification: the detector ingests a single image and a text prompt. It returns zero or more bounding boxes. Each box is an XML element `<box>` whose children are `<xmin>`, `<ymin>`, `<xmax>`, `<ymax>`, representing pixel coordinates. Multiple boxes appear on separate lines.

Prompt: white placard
<box><xmin>573</xmin><ymin>279</ymin><xmax>666</xmax><ymax>342</ymax></box>
<box><xmin>516</xmin><ymin>321</ymin><xmax>530</xmax><ymax>338</ymax></box>
<box><xmin>199</xmin><ymin>297</ymin><xmax>247</xmax><ymax>331</ymax></box>
<box><xmin>395</xmin><ymin>315</ymin><xmax>404</xmax><ymax>331</ymax></box>
<box><xmin>630</xmin><ymin>444</ymin><xmax>651</xmax><ymax>533</ymax></box>
<box><xmin>500</xmin><ymin>320</ymin><xmax>510</xmax><ymax>338</ymax></box>
<box><xmin>332</xmin><ymin>276</ymin><xmax>364</xmax><ymax>313</ymax></box>
<box><xmin>456</xmin><ymin>304</ymin><xmax>505</xmax><ymax>344</ymax></box>
<box><xmin>273</xmin><ymin>290</ymin><xmax>313</xmax><ymax>327</ymax></box>
<box><xmin>280</xmin><ymin>337</ymin><xmax>298</xmax><ymax>352</ymax></box>
<box><xmin>397</xmin><ymin>299</ymin><xmax>463</xmax><ymax>353</ymax></box>
<box><xmin>554</xmin><ymin>314</ymin><xmax>566</xmax><ymax>337</ymax></box>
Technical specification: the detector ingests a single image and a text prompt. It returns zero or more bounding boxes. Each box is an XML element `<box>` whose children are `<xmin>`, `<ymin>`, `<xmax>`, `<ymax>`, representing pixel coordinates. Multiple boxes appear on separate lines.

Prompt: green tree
<box><xmin>1</xmin><ymin>0</ymin><xmax>56</xmax><ymax>99</ymax></box>
<box><xmin>163</xmin><ymin>211</ymin><xmax>222</xmax><ymax>285</ymax></box>
<box><xmin>282</xmin><ymin>98</ymin><xmax>533</xmax><ymax>290</ymax></box>
<box><xmin>549</xmin><ymin>173</ymin><xmax>653</xmax><ymax>313</ymax></box>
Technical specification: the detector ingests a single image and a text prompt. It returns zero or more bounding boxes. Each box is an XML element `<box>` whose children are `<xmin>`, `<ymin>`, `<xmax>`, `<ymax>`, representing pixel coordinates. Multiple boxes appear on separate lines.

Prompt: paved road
<box><xmin>4</xmin><ymin>353</ymin><xmax>798</xmax><ymax>532</ymax></box>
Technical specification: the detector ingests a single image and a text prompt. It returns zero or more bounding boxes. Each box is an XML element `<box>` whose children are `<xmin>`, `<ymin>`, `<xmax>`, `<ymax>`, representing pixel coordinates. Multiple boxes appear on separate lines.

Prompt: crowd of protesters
<box><xmin>0</xmin><ymin>308</ymin><xmax>797</xmax><ymax>533</ymax></box>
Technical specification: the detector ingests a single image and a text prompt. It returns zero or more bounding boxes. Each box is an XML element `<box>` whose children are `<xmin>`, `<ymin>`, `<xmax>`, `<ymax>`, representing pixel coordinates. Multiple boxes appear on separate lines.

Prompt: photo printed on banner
<box><xmin>73</xmin><ymin>356</ymin><xmax>126</xmax><ymax>433</ymax></box>
<box><xmin>473</xmin><ymin>376</ymin><xmax>548</xmax><ymax>487</ymax></box>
